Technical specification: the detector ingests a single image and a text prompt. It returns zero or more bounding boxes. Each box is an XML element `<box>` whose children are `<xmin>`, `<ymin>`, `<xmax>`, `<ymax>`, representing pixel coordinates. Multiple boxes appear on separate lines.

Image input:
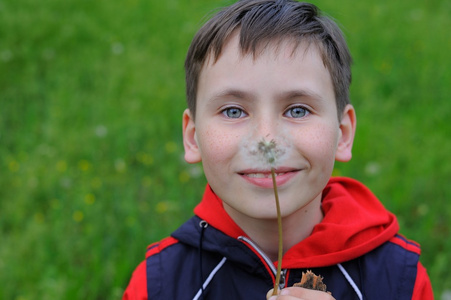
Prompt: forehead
<box><xmin>204</xmin><ymin>31</ymin><xmax>323</xmax><ymax>69</ymax></box>
<box><xmin>197</xmin><ymin>32</ymin><xmax>334</xmax><ymax>100</ymax></box>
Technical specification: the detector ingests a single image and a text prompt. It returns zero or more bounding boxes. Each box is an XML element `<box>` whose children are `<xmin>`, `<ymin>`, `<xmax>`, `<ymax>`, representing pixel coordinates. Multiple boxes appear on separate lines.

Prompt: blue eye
<box><xmin>285</xmin><ymin>106</ymin><xmax>309</xmax><ymax>118</ymax></box>
<box><xmin>222</xmin><ymin>107</ymin><xmax>247</xmax><ymax>118</ymax></box>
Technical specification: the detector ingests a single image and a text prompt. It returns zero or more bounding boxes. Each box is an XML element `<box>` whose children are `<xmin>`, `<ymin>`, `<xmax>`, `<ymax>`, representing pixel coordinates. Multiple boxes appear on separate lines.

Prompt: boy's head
<box><xmin>185</xmin><ymin>0</ymin><xmax>352</xmax><ymax>120</ymax></box>
<box><xmin>182</xmin><ymin>0</ymin><xmax>356</xmax><ymax>222</ymax></box>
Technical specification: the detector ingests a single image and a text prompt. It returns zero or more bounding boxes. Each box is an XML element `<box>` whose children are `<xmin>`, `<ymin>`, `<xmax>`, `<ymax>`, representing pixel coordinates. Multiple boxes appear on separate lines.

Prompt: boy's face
<box><xmin>183</xmin><ymin>33</ymin><xmax>355</xmax><ymax>221</ymax></box>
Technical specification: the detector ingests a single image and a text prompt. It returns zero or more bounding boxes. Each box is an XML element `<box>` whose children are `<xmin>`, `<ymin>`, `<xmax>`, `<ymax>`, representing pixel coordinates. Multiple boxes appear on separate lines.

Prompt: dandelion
<box><xmin>416</xmin><ymin>204</ymin><xmax>429</xmax><ymax>217</ymax></box>
<box><xmin>34</xmin><ymin>212</ymin><xmax>45</xmax><ymax>224</ymax></box>
<box><xmin>126</xmin><ymin>216</ymin><xmax>136</xmax><ymax>228</ymax></box>
<box><xmin>111</xmin><ymin>42</ymin><xmax>124</xmax><ymax>55</ymax></box>
<box><xmin>95</xmin><ymin>125</ymin><xmax>108</xmax><ymax>138</ymax></box>
<box><xmin>73</xmin><ymin>210</ymin><xmax>84</xmax><ymax>222</ymax></box>
<box><xmin>242</xmin><ymin>134</ymin><xmax>290</xmax><ymax>170</ymax></box>
<box><xmin>239</xmin><ymin>132</ymin><xmax>292</xmax><ymax>294</ymax></box>
<box><xmin>56</xmin><ymin>160</ymin><xmax>67</xmax><ymax>173</ymax></box>
<box><xmin>178</xmin><ymin>170</ymin><xmax>190</xmax><ymax>183</ymax></box>
<box><xmin>365</xmin><ymin>161</ymin><xmax>381</xmax><ymax>176</ymax></box>
<box><xmin>136</xmin><ymin>152</ymin><xmax>154</xmax><ymax>166</ymax></box>
<box><xmin>1</xmin><ymin>49</ymin><xmax>12</xmax><ymax>62</ymax></box>
<box><xmin>78</xmin><ymin>160</ymin><xmax>91</xmax><ymax>172</ymax></box>
<box><xmin>165</xmin><ymin>141</ymin><xmax>177</xmax><ymax>154</ymax></box>
<box><xmin>114</xmin><ymin>158</ymin><xmax>126</xmax><ymax>173</ymax></box>
<box><xmin>258</xmin><ymin>139</ymin><xmax>277</xmax><ymax>165</ymax></box>
<box><xmin>42</xmin><ymin>48</ymin><xmax>55</xmax><ymax>60</ymax></box>
<box><xmin>257</xmin><ymin>138</ymin><xmax>284</xmax><ymax>296</ymax></box>
<box><xmin>188</xmin><ymin>165</ymin><xmax>203</xmax><ymax>178</ymax></box>
<box><xmin>155</xmin><ymin>201</ymin><xmax>168</xmax><ymax>214</ymax></box>
<box><xmin>8</xmin><ymin>160</ymin><xmax>19</xmax><ymax>172</ymax></box>
<box><xmin>141</xmin><ymin>176</ymin><xmax>152</xmax><ymax>187</ymax></box>
<box><xmin>51</xmin><ymin>199</ymin><xmax>61</xmax><ymax>210</ymax></box>
<box><xmin>84</xmin><ymin>193</ymin><xmax>96</xmax><ymax>205</ymax></box>
<box><xmin>27</xmin><ymin>177</ymin><xmax>38</xmax><ymax>188</ymax></box>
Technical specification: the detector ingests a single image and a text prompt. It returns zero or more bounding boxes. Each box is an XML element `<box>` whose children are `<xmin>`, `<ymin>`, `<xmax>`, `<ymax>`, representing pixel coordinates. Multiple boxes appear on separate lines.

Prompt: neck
<box><xmin>225</xmin><ymin>194</ymin><xmax>324</xmax><ymax>262</ymax></box>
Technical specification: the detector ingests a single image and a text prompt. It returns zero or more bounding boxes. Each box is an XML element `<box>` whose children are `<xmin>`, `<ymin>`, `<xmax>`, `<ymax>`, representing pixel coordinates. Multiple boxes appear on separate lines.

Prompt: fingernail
<box><xmin>280</xmin><ymin>289</ymin><xmax>290</xmax><ymax>295</ymax></box>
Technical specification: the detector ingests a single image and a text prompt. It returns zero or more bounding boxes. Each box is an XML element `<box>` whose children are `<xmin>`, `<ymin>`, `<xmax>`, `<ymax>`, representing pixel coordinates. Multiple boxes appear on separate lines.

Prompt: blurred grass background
<box><xmin>0</xmin><ymin>0</ymin><xmax>449</xmax><ymax>298</ymax></box>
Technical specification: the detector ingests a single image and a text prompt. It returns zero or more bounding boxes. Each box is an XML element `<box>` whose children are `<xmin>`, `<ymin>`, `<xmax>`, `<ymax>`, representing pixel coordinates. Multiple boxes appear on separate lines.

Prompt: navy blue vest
<box><xmin>146</xmin><ymin>216</ymin><xmax>419</xmax><ymax>299</ymax></box>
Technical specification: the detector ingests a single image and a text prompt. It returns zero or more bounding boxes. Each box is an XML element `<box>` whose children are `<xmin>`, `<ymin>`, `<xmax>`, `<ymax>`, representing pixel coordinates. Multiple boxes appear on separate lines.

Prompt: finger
<box><xmin>279</xmin><ymin>287</ymin><xmax>335</xmax><ymax>300</ymax></box>
<box><xmin>266</xmin><ymin>288</ymin><xmax>280</xmax><ymax>299</ymax></box>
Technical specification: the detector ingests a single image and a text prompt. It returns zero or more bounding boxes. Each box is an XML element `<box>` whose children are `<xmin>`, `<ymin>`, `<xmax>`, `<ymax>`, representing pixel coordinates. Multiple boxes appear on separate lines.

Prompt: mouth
<box><xmin>244</xmin><ymin>171</ymin><xmax>289</xmax><ymax>178</ymax></box>
<box><xmin>238</xmin><ymin>167</ymin><xmax>299</xmax><ymax>188</ymax></box>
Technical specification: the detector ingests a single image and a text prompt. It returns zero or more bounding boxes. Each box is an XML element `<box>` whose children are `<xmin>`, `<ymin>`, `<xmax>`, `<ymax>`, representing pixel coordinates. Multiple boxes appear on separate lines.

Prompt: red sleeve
<box><xmin>123</xmin><ymin>260</ymin><xmax>147</xmax><ymax>300</ymax></box>
<box><xmin>412</xmin><ymin>262</ymin><xmax>434</xmax><ymax>300</ymax></box>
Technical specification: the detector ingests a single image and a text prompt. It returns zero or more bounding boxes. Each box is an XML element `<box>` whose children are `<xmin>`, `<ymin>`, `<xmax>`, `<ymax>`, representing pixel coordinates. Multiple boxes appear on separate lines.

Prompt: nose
<box><xmin>253</xmin><ymin>111</ymin><xmax>280</xmax><ymax>141</ymax></box>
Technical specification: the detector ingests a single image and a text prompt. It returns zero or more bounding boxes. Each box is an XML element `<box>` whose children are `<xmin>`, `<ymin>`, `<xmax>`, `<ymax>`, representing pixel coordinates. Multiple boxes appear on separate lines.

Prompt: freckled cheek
<box><xmin>295</xmin><ymin>126</ymin><xmax>338</xmax><ymax>163</ymax></box>
<box><xmin>197</xmin><ymin>129</ymin><xmax>240</xmax><ymax>163</ymax></box>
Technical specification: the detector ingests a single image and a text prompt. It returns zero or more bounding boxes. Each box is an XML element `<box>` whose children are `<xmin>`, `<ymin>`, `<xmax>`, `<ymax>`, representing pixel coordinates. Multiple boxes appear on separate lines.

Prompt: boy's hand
<box><xmin>266</xmin><ymin>288</ymin><xmax>335</xmax><ymax>300</ymax></box>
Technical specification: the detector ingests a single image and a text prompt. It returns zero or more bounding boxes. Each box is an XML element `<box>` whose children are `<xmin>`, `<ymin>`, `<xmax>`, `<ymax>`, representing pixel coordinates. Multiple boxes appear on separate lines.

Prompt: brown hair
<box><xmin>185</xmin><ymin>0</ymin><xmax>352</xmax><ymax>120</ymax></box>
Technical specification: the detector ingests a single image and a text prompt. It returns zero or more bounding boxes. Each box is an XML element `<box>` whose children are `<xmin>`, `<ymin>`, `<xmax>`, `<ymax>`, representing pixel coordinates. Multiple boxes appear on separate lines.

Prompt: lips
<box><xmin>245</xmin><ymin>172</ymin><xmax>286</xmax><ymax>178</ymax></box>
<box><xmin>238</xmin><ymin>167</ymin><xmax>299</xmax><ymax>188</ymax></box>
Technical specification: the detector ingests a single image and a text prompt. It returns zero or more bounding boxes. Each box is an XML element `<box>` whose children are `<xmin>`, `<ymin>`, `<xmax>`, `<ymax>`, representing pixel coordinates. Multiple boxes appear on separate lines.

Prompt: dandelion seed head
<box><xmin>258</xmin><ymin>139</ymin><xmax>276</xmax><ymax>163</ymax></box>
<box><xmin>95</xmin><ymin>125</ymin><xmax>108</xmax><ymax>138</ymax></box>
<box><xmin>1</xmin><ymin>50</ymin><xmax>13</xmax><ymax>62</ymax></box>
<box><xmin>239</xmin><ymin>131</ymin><xmax>292</xmax><ymax>169</ymax></box>
<box><xmin>111</xmin><ymin>42</ymin><xmax>124</xmax><ymax>55</ymax></box>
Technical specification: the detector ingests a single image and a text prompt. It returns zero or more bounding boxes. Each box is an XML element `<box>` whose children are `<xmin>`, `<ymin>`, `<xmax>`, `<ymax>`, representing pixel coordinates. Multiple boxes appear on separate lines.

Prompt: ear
<box><xmin>335</xmin><ymin>104</ymin><xmax>356</xmax><ymax>162</ymax></box>
<box><xmin>182</xmin><ymin>109</ymin><xmax>202</xmax><ymax>163</ymax></box>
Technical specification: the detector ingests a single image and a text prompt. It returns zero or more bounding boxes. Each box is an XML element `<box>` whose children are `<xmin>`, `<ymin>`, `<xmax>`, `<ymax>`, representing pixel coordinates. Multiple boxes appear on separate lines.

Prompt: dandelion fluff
<box><xmin>239</xmin><ymin>131</ymin><xmax>293</xmax><ymax>169</ymax></box>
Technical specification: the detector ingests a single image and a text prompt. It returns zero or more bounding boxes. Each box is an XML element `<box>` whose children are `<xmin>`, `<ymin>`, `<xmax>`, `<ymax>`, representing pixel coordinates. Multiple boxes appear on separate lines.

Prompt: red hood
<box><xmin>194</xmin><ymin>177</ymin><xmax>399</xmax><ymax>268</ymax></box>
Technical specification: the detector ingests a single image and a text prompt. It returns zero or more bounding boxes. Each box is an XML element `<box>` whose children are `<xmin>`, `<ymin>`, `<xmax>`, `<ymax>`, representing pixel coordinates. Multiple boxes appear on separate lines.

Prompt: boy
<box><xmin>124</xmin><ymin>0</ymin><xmax>433</xmax><ymax>299</ymax></box>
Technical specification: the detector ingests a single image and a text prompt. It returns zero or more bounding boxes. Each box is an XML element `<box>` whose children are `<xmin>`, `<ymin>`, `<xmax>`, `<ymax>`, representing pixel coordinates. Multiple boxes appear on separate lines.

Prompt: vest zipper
<box><xmin>238</xmin><ymin>236</ymin><xmax>287</xmax><ymax>289</ymax></box>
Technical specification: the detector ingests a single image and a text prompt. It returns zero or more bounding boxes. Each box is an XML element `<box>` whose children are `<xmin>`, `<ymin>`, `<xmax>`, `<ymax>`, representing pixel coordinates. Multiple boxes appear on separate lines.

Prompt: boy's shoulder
<box><xmin>344</xmin><ymin>234</ymin><xmax>424</xmax><ymax>298</ymax></box>
<box><xmin>303</xmin><ymin>234</ymin><xmax>426</xmax><ymax>299</ymax></box>
<box><xmin>145</xmin><ymin>236</ymin><xmax>179</xmax><ymax>259</ymax></box>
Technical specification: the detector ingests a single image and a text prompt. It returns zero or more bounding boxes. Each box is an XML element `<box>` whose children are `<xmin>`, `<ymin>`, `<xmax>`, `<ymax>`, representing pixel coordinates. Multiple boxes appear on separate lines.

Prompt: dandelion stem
<box><xmin>271</xmin><ymin>167</ymin><xmax>283</xmax><ymax>295</ymax></box>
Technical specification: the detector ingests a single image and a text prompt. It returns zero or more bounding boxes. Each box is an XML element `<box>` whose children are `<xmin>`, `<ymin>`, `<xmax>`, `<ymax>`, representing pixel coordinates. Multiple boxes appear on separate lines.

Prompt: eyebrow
<box><xmin>279</xmin><ymin>89</ymin><xmax>325</xmax><ymax>102</ymax></box>
<box><xmin>209</xmin><ymin>89</ymin><xmax>253</xmax><ymax>102</ymax></box>
<box><xmin>209</xmin><ymin>88</ymin><xmax>324</xmax><ymax>103</ymax></box>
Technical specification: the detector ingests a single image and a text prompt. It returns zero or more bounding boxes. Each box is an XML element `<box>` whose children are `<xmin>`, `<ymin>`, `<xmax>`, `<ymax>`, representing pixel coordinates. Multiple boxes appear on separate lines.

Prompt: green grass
<box><xmin>1</xmin><ymin>0</ymin><xmax>450</xmax><ymax>298</ymax></box>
